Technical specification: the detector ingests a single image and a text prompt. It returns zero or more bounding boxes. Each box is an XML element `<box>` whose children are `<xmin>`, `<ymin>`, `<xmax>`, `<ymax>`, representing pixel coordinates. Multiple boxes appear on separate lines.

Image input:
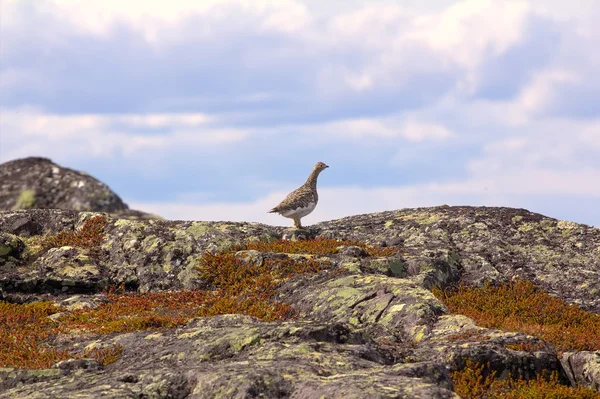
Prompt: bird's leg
<box><xmin>293</xmin><ymin>217</ymin><xmax>302</xmax><ymax>229</ymax></box>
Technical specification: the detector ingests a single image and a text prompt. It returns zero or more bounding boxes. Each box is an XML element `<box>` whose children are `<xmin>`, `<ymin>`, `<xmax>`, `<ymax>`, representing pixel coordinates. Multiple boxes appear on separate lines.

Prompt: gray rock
<box><xmin>0</xmin><ymin>157</ymin><xmax>126</xmax><ymax>212</ymax></box>
<box><xmin>53</xmin><ymin>358</ymin><xmax>103</xmax><ymax>371</ymax></box>
<box><xmin>561</xmin><ymin>351</ymin><xmax>600</xmax><ymax>391</ymax></box>
<box><xmin>0</xmin><ymin>157</ymin><xmax>158</xmax><ymax>220</ymax></box>
<box><xmin>0</xmin><ymin>206</ymin><xmax>599</xmax><ymax>397</ymax></box>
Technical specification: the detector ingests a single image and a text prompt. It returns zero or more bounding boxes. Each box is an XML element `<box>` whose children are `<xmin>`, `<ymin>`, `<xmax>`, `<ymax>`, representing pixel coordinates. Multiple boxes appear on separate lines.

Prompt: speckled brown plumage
<box><xmin>269</xmin><ymin>162</ymin><xmax>329</xmax><ymax>228</ymax></box>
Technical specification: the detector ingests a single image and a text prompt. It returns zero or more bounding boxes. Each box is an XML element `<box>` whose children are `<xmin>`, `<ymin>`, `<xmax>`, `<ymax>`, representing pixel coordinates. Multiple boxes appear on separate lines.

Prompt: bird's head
<box><xmin>314</xmin><ymin>162</ymin><xmax>329</xmax><ymax>172</ymax></box>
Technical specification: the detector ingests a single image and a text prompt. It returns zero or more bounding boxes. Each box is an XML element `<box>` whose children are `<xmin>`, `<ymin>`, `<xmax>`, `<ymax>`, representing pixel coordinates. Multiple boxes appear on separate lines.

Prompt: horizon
<box><xmin>2</xmin><ymin>0</ymin><xmax>599</xmax><ymax>227</ymax></box>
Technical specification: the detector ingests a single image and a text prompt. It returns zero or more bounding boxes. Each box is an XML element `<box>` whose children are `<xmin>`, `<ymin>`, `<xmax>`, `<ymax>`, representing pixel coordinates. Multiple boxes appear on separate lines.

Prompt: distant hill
<box><xmin>0</xmin><ymin>157</ymin><xmax>159</xmax><ymax>220</ymax></box>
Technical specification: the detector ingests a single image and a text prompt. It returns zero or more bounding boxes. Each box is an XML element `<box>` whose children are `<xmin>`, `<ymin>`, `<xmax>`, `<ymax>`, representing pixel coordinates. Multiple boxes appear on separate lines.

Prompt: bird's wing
<box><xmin>269</xmin><ymin>185</ymin><xmax>313</xmax><ymax>213</ymax></box>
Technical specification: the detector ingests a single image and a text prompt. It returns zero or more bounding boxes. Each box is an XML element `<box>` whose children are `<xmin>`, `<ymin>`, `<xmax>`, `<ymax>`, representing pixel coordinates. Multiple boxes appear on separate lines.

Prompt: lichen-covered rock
<box><xmin>0</xmin><ymin>232</ymin><xmax>24</xmax><ymax>263</ymax></box>
<box><xmin>0</xmin><ymin>315</ymin><xmax>462</xmax><ymax>398</ymax></box>
<box><xmin>282</xmin><ymin>274</ymin><xmax>444</xmax><ymax>341</ymax></box>
<box><xmin>0</xmin><ymin>157</ymin><xmax>127</xmax><ymax>212</ymax></box>
<box><xmin>0</xmin><ymin>157</ymin><xmax>158</xmax><ymax>220</ymax></box>
<box><xmin>0</xmin><ymin>310</ymin><xmax>564</xmax><ymax>399</ymax></box>
<box><xmin>561</xmin><ymin>351</ymin><xmax>600</xmax><ymax>391</ymax></box>
<box><xmin>314</xmin><ymin>205</ymin><xmax>600</xmax><ymax>313</ymax></box>
<box><xmin>0</xmin><ymin>206</ymin><xmax>599</xmax><ymax>397</ymax></box>
<box><xmin>1</xmin><ymin>205</ymin><xmax>599</xmax><ymax>310</ymax></box>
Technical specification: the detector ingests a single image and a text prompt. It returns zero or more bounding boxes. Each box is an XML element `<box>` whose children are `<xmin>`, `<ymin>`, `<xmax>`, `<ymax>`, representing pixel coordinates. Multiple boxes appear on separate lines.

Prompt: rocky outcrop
<box><xmin>562</xmin><ymin>351</ymin><xmax>600</xmax><ymax>391</ymax></box>
<box><xmin>0</xmin><ymin>206</ymin><xmax>599</xmax><ymax>398</ymax></box>
<box><xmin>0</xmin><ymin>157</ymin><xmax>158</xmax><ymax>219</ymax></box>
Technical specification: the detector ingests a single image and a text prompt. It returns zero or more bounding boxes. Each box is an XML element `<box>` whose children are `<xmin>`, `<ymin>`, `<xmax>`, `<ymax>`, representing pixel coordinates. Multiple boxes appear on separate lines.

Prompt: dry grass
<box><xmin>0</xmin><ymin>301</ymin><xmax>69</xmax><ymax>369</ymax></box>
<box><xmin>446</xmin><ymin>329</ymin><xmax>491</xmax><ymax>342</ymax></box>
<box><xmin>0</xmin><ymin>244</ymin><xmax>333</xmax><ymax>369</ymax></box>
<box><xmin>44</xmin><ymin>215</ymin><xmax>107</xmax><ymax>249</ymax></box>
<box><xmin>0</xmin><ymin>301</ymin><xmax>123</xmax><ymax>369</ymax></box>
<box><xmin>504</xmin><ymin>341</ymin><xmax>548</xmax><ymax>353</ymax></box>
<box><xmin>83</xmin><ymin>344</ymin><xmax>124</xmax><ymax>366</ymax></box>
<box><xmin>453</xmin><ymin>359</ymin><xmax>600</xmax><ymax>399</ymax></box>
<box><xmin>433</xmin><ymin>280</ymin><xmax>600</xmax><ymax>352</ymax></box>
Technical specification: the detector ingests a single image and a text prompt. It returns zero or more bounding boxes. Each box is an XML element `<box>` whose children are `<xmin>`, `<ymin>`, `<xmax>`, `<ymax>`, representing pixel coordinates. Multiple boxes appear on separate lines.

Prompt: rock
<box><xmin>54</xmin><ymin>294</ymin><xmax>109</xmax><ymax>311</ymax></box>
<box><xmin>30</xmin><ymin>246</ymin><xmax>106</xmax><ymax>293</ymax></box>
<box><xmin>0</xmin><ymin>157</ymin><xmax>127</xmax><ymax>212</ymax></box>
<box><xmin>365</xmin><ymin>257</ymin><xmax>407</xmax><ymax>278</ymax></box>
<box><xmin>0</xmin><ymin>206</ymin><xmax>599</xmax><ymax>397</ymax></box>
<box><xmin>338</xmin><ymin>245</ymin><xmax>368</xmax><ymax>258</ymax></box>
<box><xmin>314</xmin><ymin>206</ymin><xmax>600</xmax><ymax>313</ymax></box>
<box><xmin>0</xmin><ymin>232</ymin><xmax>24</xmax><ymax>260</ymax></box>
<box><xmin>0</xmin><ymin>368</ymin><xmax>65</xmax><ymax>393</ymax></box>
<box><xmin>0</xmin><ymin>157</ymin><xmax>158</xmax><ymax>220</ymax></box>
<box><xmin>53</xmin><ymin>358</ymin><xmax>103</xmax><ymax>371</ymax></box>
<box><xmin>561</xmin><ymin>351</ymin><xmax>600</xmax><ymax>391</ymax></box>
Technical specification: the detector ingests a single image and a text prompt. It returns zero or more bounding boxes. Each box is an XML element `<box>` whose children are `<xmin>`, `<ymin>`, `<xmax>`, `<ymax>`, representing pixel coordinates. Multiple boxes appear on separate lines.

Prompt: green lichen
<box><xmin>14</xmin><ymin>189</ymin><xmax>36</xmax><ymax>210</ymax></box>
<box><xmin>187</xmin><ymin>222</ymin><xmax>212</xmax><ymax>239</ymax></box>
<box><xmin>518</xmin><ymin>223</ymin><xmax>536</xmax><ymax>233</ymax></box>
<box><xmin>26</xmin><ymin>369</ymin><xmax>61</xmax><ymax>378</ymax></box>
<box><xmin>416</xmin><ymin>213</ymin><xmax>441</xmax><ymax>225</ymax></box>
<box><xmin>0</xmin><ymin>244</ymin><xmax>12</xmax><ymax>257</ymax></box>
<box><xmin>141</xmin><ymin>235</ymin><xmax>159</xmax><ymax>252</ymax></box>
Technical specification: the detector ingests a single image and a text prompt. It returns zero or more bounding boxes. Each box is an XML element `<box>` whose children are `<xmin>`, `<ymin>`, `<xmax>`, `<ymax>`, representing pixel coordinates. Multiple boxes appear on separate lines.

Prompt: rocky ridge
<box><xmin>0</xmin><ymin>206</ymin><xmax>599</xmax><ymax>398</ymax></box>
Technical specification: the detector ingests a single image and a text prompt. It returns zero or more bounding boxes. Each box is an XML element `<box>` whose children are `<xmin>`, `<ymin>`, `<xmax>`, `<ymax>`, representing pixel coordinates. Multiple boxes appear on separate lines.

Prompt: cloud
<box><xmin>0</xmin><ymin>108</ymin><xmax>248</xmax><ymax>161</ymax></box>
<box><xmin>0</xmin><ymin>0</ymin><xmax>553</xmax><ymax>118</ymax></box>
<box><xmin>407</xmin><ymin>0</ymin><xmax>530</xmax><ymax>70</ymax></box>
<box><xmin>4</xmin><ymin>0</ymin><xmax>311</xmax><ymax>43</ymax></box>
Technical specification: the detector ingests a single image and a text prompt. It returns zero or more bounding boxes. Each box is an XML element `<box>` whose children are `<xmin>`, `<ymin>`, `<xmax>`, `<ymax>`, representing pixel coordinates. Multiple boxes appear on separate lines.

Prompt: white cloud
<box><xmin>0</xmin><ymin>108</ymin><xmax>455</xmax><ymax>165</ymax></box>
<box><xmin>580</xmin><ymin>124</ymin><xmax>600</xmax><ymax>149</ymax></box>
<box><xmin>8</xmin><ymin>0</ymin><xmax>310</xmax><ymax>43</ymax></box>
<box><xmin>292</xmin><ymin>118</ymin><xmax>454</xmax><ymax>142</ymax></box>
<box><xmin>514</xmin><ymin>69</ymin><xmax>581</xmax><ymax>118</ymax></box>
<box><xmin>400</xmin><ymin>121</ymin><xmax>453</xmax><ymax>142</ymax></box>
<box><xmin>0</xmin><ymin>108</ymin><xmax>247</xmax><ymax>161</ymax></box>
<box><xmin>408</xmin><ymin>0</ymin><xmax>530</xmax><ymax>69</ymax></box>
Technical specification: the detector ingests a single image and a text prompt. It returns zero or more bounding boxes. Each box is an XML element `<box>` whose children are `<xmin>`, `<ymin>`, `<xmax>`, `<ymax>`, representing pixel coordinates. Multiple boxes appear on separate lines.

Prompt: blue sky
<box><xmin>1</xmin><ymin>0</ymin><xmax>600</xmax><ymax>227</ymax></box>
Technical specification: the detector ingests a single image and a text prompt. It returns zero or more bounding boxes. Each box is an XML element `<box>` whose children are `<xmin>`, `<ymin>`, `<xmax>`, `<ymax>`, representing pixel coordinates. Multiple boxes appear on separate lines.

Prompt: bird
<box><xmin>269</xmin><ymin>162</ymin><xmax>329</xmax><ymax>229</ymax></box>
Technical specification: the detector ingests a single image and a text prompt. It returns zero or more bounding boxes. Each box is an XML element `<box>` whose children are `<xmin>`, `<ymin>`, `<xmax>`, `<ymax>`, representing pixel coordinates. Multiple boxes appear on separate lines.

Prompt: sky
<box><xmin>1</xmin><ymin>0</ymin><xmax>599</xmax><ymax>227</ymax></box>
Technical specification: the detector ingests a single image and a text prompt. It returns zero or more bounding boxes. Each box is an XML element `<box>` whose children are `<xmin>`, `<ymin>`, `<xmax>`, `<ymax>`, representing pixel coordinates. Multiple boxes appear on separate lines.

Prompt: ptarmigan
<box><xmin>269</xmin><ymin>162</ymin><xmax>329</xmax><ymax>229</ymax></box>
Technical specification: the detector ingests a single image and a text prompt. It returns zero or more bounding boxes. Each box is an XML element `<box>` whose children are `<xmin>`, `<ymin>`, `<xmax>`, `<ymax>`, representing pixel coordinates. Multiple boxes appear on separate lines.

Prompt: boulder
<box><xmin>0</xmin><ymin>157</ymin><xmax>158</xmax><ymax>220</ymax></box>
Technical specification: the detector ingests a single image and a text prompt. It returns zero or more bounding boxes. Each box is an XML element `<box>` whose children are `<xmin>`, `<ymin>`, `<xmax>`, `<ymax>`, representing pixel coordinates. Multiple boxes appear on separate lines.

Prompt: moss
<box><xmin>141</xmin><ymin>235</ymin><xmax>159</xmax><ymax>252</ymax></box>
<box><xmin>557</xmin><ymin>220</ymin><xmax>579</xmax><ymax>230</ymax></box>
<box><xmin>14</xmin><ymin>189</ymin><xmax>37</xmax><ymax>210</ymax></box>
<box><xmin>504</xmin><ymin>341</ymin><xmax>547</xmax><ymax>352</ymax></box>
